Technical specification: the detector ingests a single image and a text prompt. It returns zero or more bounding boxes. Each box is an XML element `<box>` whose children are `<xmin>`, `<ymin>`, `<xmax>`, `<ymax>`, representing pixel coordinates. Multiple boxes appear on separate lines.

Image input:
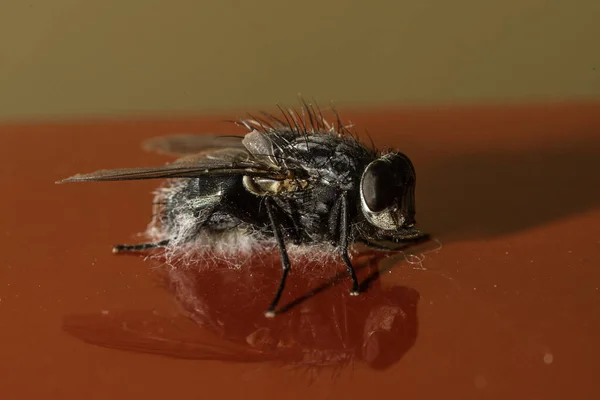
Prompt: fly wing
<box><xmin>63</xmin><ymin>311</ymin><xmax>271</xmax><ymax>361</ymax></box>
<box><xmin>142</xmin><ymin>134</ymin><xmax>245</xmax><ymax>156</ymax></box>
<box><xmin>241</xmin><ymin>129</ymin><xmax>281</xmax><ymax>165</ymax></box>
<box><xmin>57</xmin><ymin>147</ymin><xmax>285</xmax><ymax>183</ymax></box>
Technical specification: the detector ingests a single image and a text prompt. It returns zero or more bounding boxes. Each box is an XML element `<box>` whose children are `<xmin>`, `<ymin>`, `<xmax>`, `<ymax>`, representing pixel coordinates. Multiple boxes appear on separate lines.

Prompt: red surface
<box><xmin>1</xmin><ymin>102</ymin><xmax>600</xmax><ymax>399</ymax></box>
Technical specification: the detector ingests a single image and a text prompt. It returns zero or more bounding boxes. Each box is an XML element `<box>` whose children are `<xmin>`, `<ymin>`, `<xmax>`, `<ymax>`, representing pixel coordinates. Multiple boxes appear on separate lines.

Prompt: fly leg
<box><xmin>359</xmin><ymin>233</ymin><xmax>431</xmax><ymax>251</ymax></box>
<box><xmin>264</xmin><ymin>197</ymin><xmax>291</xmax><ymax>318</ymax></box>
<box><xmin>113</xmin><ymin>198</ymin><xmax>214</xmax><ymax>254</ymax></box>
<box><xmin>339</xmin><ymin>191</ymin><xmax>360</xmax><ymax>295</ymax></box>
<box><xmin>113</xmin><ymin>239</ymin><xmax>170</xmax><ymax>253</ymax></box>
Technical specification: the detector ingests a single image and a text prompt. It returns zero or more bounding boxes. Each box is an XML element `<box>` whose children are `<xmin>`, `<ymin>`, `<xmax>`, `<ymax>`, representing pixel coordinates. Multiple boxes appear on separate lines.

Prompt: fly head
<box><xmin>359</xmin><ymin>152</ymin><xmax>422</xmax><ymax>240</ymax></box>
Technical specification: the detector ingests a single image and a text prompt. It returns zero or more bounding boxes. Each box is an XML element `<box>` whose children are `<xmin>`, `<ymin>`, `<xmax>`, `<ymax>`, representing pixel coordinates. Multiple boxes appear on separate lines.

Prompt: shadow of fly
<box><xmin>57</xmin><ymin>102</ymin><xmax>428</xmax><ymax>317</ymax></box>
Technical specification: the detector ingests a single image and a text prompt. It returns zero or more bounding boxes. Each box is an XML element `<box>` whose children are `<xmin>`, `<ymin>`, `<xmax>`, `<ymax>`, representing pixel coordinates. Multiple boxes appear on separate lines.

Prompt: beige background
<box><xmin>0</xmin><ymin>0</ymin><xmax>598</xmax><ymax>121</ymax></box>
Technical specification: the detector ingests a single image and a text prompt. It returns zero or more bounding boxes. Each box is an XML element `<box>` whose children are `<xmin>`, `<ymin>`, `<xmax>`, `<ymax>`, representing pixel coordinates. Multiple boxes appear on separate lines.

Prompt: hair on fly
<box><xmin>57</xmin><ymin>101</ymin><xmax>429</xmax><ymax>317</ymax></box>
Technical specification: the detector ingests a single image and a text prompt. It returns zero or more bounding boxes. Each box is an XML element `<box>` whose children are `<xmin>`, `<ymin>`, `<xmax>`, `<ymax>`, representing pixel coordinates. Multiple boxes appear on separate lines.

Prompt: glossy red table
<box><xmin>2</xmin><ymin>102</ymin><xmax>599</xmax><ymax>399</ymax></box>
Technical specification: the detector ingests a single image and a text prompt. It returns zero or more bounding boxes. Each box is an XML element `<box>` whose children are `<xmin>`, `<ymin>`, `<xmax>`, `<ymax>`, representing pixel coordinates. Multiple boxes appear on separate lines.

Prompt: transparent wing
<box><xmin>63</xmin><ymin>311</ymin><xmax>271</xmax><ymax>361</ymax></box>
<box><xmin>57</xmin><ymin>147</ymin><xmax>284</xmax><ymax>183</ymax></box>
<box><xmin>56</xmin><ymin>130</ymin><xmax>302</xmax><ymax>184</ymax></box>
<box><xmin>142</xmin><ymin>134</ymin><xmax>245</xmax><ymax>156</ymax></box>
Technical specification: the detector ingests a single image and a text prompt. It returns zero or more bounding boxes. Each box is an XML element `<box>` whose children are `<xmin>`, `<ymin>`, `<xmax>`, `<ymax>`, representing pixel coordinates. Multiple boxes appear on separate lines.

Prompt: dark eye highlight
<box><xmin>361</xmin><ymin>160</ymin><xmax>395</xmax><ymax>212</ymax></box>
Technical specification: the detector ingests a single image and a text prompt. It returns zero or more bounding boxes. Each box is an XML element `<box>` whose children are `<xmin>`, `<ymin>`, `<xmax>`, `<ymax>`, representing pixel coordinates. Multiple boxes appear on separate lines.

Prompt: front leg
<box><xmin>358</xmin><ymin>233</ymin><xmax>431</xmax><ymax>251</ymax></box>
<box><xmin>339</xmin><ymin>191</ymin><xmax>360</xmax><ymax>295</ymax></box>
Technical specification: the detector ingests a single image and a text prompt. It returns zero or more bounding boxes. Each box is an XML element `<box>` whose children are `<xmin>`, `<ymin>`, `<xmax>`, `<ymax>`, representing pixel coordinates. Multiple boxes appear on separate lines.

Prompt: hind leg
<box><xmin>112</xmin><ymin>239</ymin><xmax>170</xmax><ymax>253</ymax></box>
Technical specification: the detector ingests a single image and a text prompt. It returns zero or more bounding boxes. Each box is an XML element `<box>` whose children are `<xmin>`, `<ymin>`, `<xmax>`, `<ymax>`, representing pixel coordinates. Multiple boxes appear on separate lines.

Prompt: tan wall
<box><xmin>0</xmin><ymin>1</ymin><xmax>598</xmax><ymax>120</ymax></box>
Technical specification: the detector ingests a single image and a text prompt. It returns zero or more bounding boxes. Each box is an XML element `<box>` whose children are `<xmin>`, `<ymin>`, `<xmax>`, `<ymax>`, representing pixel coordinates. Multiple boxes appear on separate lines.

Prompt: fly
<box><xmin>57</xmin><ymin>103</ymin><xmax>429</xmax><ymax>317</ymax></box>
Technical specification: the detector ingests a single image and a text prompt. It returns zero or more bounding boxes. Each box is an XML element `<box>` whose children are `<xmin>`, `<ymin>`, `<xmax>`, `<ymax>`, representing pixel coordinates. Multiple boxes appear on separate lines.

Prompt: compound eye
<box><xmin>361</xmin><ymin>160</ymin><xmax>395</xmax><ymax>212</ymax></box>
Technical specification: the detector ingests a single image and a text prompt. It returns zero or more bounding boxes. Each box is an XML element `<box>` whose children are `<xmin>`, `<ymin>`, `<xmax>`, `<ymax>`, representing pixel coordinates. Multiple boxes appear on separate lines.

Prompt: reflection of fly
<box><xmin>58</xmin><ymin>103</ymin><xmax>428</xmax><ymax>317</ymax></box>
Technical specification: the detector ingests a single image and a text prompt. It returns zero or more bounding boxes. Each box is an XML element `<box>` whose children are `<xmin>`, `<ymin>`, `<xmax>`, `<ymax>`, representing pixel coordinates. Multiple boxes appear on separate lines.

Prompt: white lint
<box><xmin>144</xmin><ymin>179</ymin><xmax>345</xmax><ymax>270</ymax></box>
